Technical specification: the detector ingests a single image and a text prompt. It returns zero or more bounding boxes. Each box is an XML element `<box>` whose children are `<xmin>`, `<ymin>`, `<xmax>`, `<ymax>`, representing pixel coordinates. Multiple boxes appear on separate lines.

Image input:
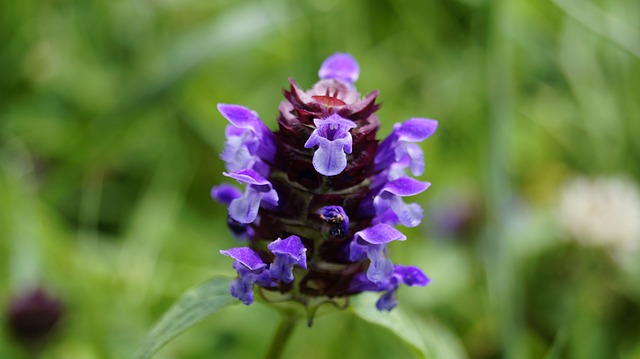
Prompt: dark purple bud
<box><xmin>320</xmin><ymin>206</ymin><xmax>350</xmax><ymax>238</ymax></box>
<box><xmin>6</xmin><ymin>288</ymin><xmax>63</xmax><ymax>346</ymax></box>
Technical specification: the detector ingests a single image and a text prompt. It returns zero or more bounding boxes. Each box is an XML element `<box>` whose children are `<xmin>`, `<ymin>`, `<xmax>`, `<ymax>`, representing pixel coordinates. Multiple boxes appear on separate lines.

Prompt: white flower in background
<box><xmin>559</xmin><ymin>176</ymin><xmax>640</xmax><ymax>252</ymax></box>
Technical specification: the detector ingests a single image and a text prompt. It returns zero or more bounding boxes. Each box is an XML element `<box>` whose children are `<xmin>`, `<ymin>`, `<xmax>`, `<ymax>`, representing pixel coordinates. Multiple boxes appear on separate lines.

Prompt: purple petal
<box><xmin>348</xmin><ymin>272</ymin><xmax>387</xmax><ymax>293</ymax></box>
<box><xmin>311</xmin><ymin>115</ymin><xmax>357</xmax><ymax>145</ymax></box>
<box><xmin>304</xmin><ymin>115</ymin><xmax>356</xmax><ymax>176</ymax></box>
<box><xmin>366</xmin><ymin>244</ymin><xmax>394</xmax><ymax>283</ymax></box>
<box><xmin>404</xmin><ymin>143</ymin><xmax>425</xmax><ymax>176</ymax></box>
<box><xmin>396</xmin><ymin>118</ymin><xmax>438</xmax><ymax>142</ymax></box>
<box><xmin>374</xmin><ymin>118</ymin><xmax>437</xmax><ymax>174</ymax></box>
<box><xmin>354</xmin><ymin>224</ymin><xmax>406</xmax><ymax>245</ymax></box>
<box><xmin>220</xmin><ymin>247</ymin><xmax>266</xmax><ymax>270</ymax></box>
<box><xmin>373</xmin><ymin>178</ymin><xmax>429</xmax><ymax>227</ymax></box>
<box><xmin>223</xmin><ymin>169</ymin><xmax>270</xmax><ymax>186</ymax></box>
<box><xmin>228</xmin><ymin>187</ymin><xmax>261</xmax><ymax>223</ymax></box>
<box><xmin>221</xmin><ymin>125</ymin><xmax>260</xmax><ymax>171</ymax></box>
<box><xmin>217</xmin><ymin>104</ymin><xmax>260</xmax><ymax>128</ymax></box>
<box><xmin>394</xmin><ymin>265</ymin><xmax>430</xmax><ymax>287</ymax></box>
<box><xmin>230</xmin><ymin>276</ymin><xmax>255</xmax><ymax>305</ymax></box>
<box><xmin>376</xmin><ymin>291</ymin><xmax>398</xmax><ymax>312</ymax></box>
<box><xmin>224</xmin><ymin>170</ymin><xmax>278</xmax><ymax>223</ymax></box>
<box><xmin>318</xmin><ymin>53</ymin><xmax>360</xmax><ymax>83</ymax></box>
<box><xmin>349</xmin><ymin>239</ymin><xmax>368</xmax><ymax>262</ymax></box>
<box><xmin>211</xmin><ymin>184</ymin><xmax>242</xmax><ymax>205</ymax></box>
<box><xmin>387</xmin><ymin>197</ymin><xmax>424</xmax><ymax>228</ymax></box>
<box><xmin>268</xmin><ymin>235</ymin><xmax>308</xmax><ymax>283</ymax></box>
<box><xmin>268</xmin><ymin>235</ymin><xmax>307</xmax><ymax>268</ymax></box>
<box><xmin>217</xmin><ymin>104</ymin><xmax>276</xmax><ymax>162</ymax></box>
<box><xmin>311</xmin><ymin>140</ymin><xmax>349</xmax><ymax>176</ymax></box>
<box><xmin>227</xmin><ymin>258</ymin><xmax>272</xmax><ymax>305</ymax></box>
<box><xmin>371</xmin><ymin>209</ymin><xmax>400</xmax><ymax>227</ymax></box>
<box><xmin>380</xmin><ymin>177</ymin><xmax>431</xmax><ymax>198</ymax></box>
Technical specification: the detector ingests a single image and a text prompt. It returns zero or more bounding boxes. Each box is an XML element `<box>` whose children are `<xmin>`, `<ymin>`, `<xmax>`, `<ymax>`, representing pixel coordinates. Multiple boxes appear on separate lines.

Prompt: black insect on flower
<box><xmin>212</xmin><ymin>53</ymin><xmax>437</xmax><ymax>314</ymax></box>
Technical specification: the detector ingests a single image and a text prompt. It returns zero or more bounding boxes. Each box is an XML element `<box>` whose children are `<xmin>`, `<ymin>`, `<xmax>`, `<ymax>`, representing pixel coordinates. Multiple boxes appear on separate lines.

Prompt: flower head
<box><xmin>213</xmin><ymin>53</ymin><xmax>437</xmax><ymax>314</ymax></box>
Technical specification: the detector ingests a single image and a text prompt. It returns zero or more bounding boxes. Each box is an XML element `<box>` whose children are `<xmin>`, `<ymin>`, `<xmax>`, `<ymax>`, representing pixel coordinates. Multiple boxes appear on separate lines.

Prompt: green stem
<box><xmin>264</xmin><ymin>313</ymin><xmax>299</xmax><ymax>359</ymax></box>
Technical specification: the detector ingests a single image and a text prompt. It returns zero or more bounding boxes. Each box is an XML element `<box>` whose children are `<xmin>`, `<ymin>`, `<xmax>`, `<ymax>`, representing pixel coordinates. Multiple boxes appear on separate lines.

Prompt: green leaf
<box><xmin>351</xmin><ymin>293</ymin><xmax>468</xmax><ymax>359</ymax></box>
<box><xmin>135</xmin><ymin>277</ymin><xmax>238</xmax><ymax>359</ymax></box>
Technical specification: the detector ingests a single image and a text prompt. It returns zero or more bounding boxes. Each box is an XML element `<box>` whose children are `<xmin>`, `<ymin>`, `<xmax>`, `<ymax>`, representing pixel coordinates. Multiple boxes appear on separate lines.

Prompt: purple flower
<box><xmin>350</xmin><ymin>224</ymin><xmax>406</xmax><ymax>284</ymax></box>
<box><xmin>218</xmin><ymin>104</ymin><xmax>276</xmax><ymax>172</ymax></box>
<box><xmin>213</xmin><ymin>53</ymin><xmax>437</xmax><ymax>312</ymax></box>
<box><xmin>349</xmin><ymin>265</ymin><xmax>431</xmax><ymax>312</ymax></box>
<box><xmin>304</xmin><ymin>114</ymin><xmax>357</xmax><ymax>176</ymax></box>
<box><xmin>268</xmin><ymin>235</ymin><xmax>307</xmax><ymax>283</ymax></box>
<box><xmin>223</xmin><ymin>169</ymin><xmax>278</xmax><ymax>224</ymax></box>
<box><xmin>376</xmin><ymin>266</ymin><xmax>431</xmax><ymax>311</ymax></box>
<box><xmin>373</xmin><ymin>177</ymin><xmax>431</xmax><ymax>228</ymax></box>
<box><xmin>220</xmin><ymin>247</ymin><xmax>273</xmax><ymax>305</ymax></box>
<box><xmin>375</xmin><ymin>118</ymin><xmax>438</xmax><ymax>176</ymax></box>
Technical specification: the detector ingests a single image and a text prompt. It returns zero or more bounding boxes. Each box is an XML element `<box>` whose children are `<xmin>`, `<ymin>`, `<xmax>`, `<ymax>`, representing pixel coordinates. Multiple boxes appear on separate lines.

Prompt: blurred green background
<box><xmin>1</xmin><ymin>0</ymin><xmax>639</xmax><ymax>358</ymax></box>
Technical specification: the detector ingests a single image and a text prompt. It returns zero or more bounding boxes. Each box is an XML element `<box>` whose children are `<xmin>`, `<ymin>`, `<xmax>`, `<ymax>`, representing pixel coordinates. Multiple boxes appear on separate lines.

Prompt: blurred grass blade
<box><xmin>553</xmin><ymin>0</ymin><xmax>640</xmax><ymax>59</ymax></box>
<box><xmin>136</xmin><ymin>277</ymin><xmax>237</xmax><ymax>359</ymax></box>
<box><xmin>351</xmin><ymin>293</ymin><xmax>467</xmax><ymax>359</ymax></box>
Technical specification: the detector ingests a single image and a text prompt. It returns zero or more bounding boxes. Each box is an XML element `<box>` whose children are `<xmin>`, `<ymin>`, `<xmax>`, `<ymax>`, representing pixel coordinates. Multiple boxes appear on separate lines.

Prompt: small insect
<box><xmin>320</xmin><ymin>210</ymin><xmax>347</xmax><ymax>238</ymax></box>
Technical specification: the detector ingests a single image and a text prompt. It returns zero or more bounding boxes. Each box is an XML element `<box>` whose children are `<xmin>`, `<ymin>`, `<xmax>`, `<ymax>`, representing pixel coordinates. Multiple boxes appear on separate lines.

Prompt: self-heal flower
<box><xmin>218</xmin><ymin>104</ymin><xmax>276</xmax><ymax>173</ymax></box>
<box><xmin>375</xmin><ymin>265</ymin><xmax>431</xmax><ymax>311</ymax></box>
<box><xmin>220</xmin><ymin>247</ymin><xmax>273</xmax><ymax>305</ymax></box>
<box><xmin>268</xmin><ymin>235</ymin><xmax>307</xmax><ymax>283</ymax></box>
<box><xmin>304</xmin><ymin>114</ymin><xmax>357</xmax><ymax>176</ymax></box>
<box><xmin>349</xmin><ymin>224</ymin><xmax>406</xmax><ymax>284</ymax></box>
<box><xmin>213</xmin><ymin>53</ymin><xmax>437</xmax><ymax>314</ymax></box>
<box><xmin>375</xmin><ymin>118</ymin><xmax>438</xmax><ymax>177</ymax></box>
<box><xmin>373</xmin><ymin>177</ymin><xmax>431</xmax><ymax>228</ymax></box>
<box><xmin>223</xmin><ymin>169</ymin><xmax>278</xmax><ymax>224</ymax></box>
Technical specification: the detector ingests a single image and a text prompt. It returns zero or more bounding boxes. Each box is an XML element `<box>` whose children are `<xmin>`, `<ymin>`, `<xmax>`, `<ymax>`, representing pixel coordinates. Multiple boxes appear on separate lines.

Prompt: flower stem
<box><xmin>264</xmin><ymin>312</ymin><xmax>299</xmax><ymax>359</ymax></box>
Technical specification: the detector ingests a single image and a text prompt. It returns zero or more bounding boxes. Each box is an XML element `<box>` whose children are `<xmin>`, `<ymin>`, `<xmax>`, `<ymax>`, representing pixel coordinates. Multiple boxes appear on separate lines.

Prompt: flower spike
<box><xmin>213</xmin><ymin>53</ymin><xmax>437</xmax><ymax>313</ymax></box>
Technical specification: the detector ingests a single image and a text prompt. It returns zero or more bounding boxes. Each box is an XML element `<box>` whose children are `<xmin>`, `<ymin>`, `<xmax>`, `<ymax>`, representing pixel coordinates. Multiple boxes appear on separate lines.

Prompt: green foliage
<box><xmin>1</xmin><ymin>0</ymin><xmax>639</xmax><ymax>358</ymax></box>
<box><xmin>135</xmin><ymin>277</ymin><xmax>237</xmax><ymax>359</ymax></box>
<box><xmin>351</xmin><ymin>292</ymin><xmax>467</xmax><ymax>359</ymax></box>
